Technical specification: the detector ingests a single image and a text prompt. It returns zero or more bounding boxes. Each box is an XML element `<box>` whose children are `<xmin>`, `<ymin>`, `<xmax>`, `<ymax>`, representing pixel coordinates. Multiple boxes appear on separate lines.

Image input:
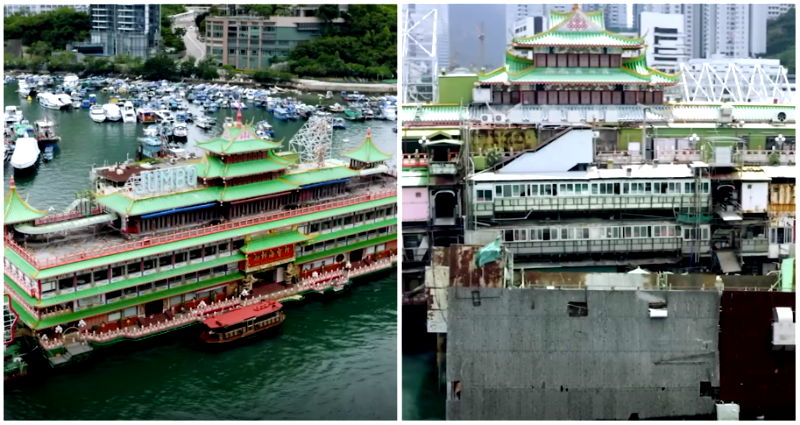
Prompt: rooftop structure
<box><xmin>474</xmin><ymin>5</ymin><xmax>679</xmax><ymax>107</ymax></box>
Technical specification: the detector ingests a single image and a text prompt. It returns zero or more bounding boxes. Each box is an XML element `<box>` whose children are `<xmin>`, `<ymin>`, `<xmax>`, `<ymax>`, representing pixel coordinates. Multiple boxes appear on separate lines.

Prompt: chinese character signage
<box><xmin>246</xmin><ymin>244</ymin><xmax>296</xmax><ymax>270</ymax></box>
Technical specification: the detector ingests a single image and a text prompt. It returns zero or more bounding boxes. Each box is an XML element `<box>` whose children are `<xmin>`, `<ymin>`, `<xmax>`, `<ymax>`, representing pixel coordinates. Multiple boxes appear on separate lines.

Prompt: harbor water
<box><xmin>3</xmin><ymin>83</ymin><xmax>396</xmax><ymax>210</ymax></box>
<box><xmin>5</xmin><ymin>274</ymin><xmax>397</xmax><ymax>420</ymax></box>
<box><xmin>3</xmin><ymin>82</ymin><xmax>398</xmax><ymax>420</ymax></box>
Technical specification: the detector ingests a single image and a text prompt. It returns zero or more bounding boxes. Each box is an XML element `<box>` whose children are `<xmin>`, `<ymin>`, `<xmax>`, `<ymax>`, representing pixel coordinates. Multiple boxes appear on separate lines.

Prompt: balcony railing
<box><xmin>37</xmin><ymin>256</ymin><xmax>396</xmax><ymax>350</ymax></box>
<box><xmin>402</xmin><ymin>153</ymin><xmax>428</xmax><ymax>167</ymax></box>
<box><xmin>595</xmin><ymin>151</ymin><xmax>644</xmax><ymax>164</ymax></box>
<box><xmin>7</xmin><ymin>191</ymin><xmax>395</xmax><ymax>270</ymax></box>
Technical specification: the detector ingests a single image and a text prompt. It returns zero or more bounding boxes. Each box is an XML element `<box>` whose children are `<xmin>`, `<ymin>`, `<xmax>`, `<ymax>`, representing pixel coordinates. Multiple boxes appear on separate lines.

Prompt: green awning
<box><xmin>402</xmin><ymin>128</ymin><xmax>461</xmax><ymax>140</ymax></box>
<box><xmin>196</xmin><ymin>156</ymin><xmax>287</xmax><ymax>179</ymax></box>
<box><xmin>279</xmin><ymin>167</ymin><xmax>360</xmax><ymax>187</ymax></box>
<box><xmin>240</xmin><ymin>231</ymin><xmax>311</xmax><ymax>254</ymax></box>
<box><xmin>96</xmin><ymin>188</ymin><xmax>221</xmax><ymax>217</ymax></box>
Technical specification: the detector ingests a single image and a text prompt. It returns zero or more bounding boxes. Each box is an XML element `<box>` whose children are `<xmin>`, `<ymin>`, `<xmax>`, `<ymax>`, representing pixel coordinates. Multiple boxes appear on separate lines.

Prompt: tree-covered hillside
<box><xmin>765</xmin><ymin>7</ymin><xmax>795</xmax><ymax>74</ymax></box>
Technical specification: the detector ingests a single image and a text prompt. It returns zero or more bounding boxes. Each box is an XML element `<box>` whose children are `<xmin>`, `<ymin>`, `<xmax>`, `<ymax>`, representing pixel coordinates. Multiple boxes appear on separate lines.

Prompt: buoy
<box><xmin>27</xmin><ymin>96</ymin><xmax>32</xmax><ymax>102</ymax></box>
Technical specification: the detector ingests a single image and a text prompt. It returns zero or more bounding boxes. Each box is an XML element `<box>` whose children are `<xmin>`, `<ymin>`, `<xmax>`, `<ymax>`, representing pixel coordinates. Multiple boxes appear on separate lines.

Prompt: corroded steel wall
<box><xmin>446</xmin><ymin>287</ymin><xmax>719</xmax><ymax>420</ymax></box>
<box><xmin>719</xmin><ymin>290</ymin><xmax>795</xmax><ymax>419</ymax></box>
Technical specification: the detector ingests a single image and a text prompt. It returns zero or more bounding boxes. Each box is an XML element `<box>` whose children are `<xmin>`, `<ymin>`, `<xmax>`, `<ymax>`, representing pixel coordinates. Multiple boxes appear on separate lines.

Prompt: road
<box><xmin>171</xmin><ymin>10</ymin><xmax>206</xmax><ymax>61</ymax></box>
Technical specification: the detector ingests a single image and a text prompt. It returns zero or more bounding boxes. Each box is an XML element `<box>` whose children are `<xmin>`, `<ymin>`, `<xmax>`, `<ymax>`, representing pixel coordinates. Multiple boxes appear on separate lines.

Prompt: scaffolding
<box><xmin>403</xmin><ymin>5</ymin><xmax>439</xmax><ymax>103</ymax></box>
<box><xmin>288</xmin><ymin>115</ymin><xmax>333</xmax><ymax>167</ymax></box>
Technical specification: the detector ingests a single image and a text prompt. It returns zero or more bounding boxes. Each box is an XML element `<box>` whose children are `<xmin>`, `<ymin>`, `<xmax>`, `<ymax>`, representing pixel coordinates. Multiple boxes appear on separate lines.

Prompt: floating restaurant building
<box><xmin>401</xmin><ymin>5</ymin><xmax>794</xmax><ymax>420</ymax></box>
<box><xmin>4</xmin><ymin>120</ymin><xmax>396</xmax><ymax>365</ymax></box>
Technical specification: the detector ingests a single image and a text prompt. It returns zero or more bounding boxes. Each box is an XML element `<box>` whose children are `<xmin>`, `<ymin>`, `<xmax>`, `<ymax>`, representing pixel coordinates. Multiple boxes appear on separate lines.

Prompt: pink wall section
<box><xmin>402</xmin><ymin>188</ymin><xmax>429</xmax><ymax>222</ymax></box>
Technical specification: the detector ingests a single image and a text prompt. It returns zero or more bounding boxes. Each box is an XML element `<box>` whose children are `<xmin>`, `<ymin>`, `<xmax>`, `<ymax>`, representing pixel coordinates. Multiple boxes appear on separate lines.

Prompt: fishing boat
<box><xmin>344</xmin><ymin>108</ymin><xmax>365</xmax><ymax>121</ymax></box>
<box><xmin>328</xmin><ymin>103</ymin><xmax>345</xmax><ymax>112</ymax></box>
<box><xmin>332</xmin><ymin>117</ymin><xmax>346</xmax><ymax>129</ymax></box>
<box><xmin>89</xmin><ymin>105</ymin><xmax>106</xmax><ymax>123</ymax></box>
<box><xmin>273</xmin><ymin>107</ymin><xmax>290</xmax><ymax>121</ymax></box>
<box><xmin>195</xmin><ymin>115</ymin><xmax>215</xmax><ymax>130</ymax></box>
<box><xmin>4</xmin><ymin>106</ymin><xmax>23</xmax><ymax>125</ymax></box>
<box><xmin>121</xmin><ymin>101</ymin><xmax>137</xmax><ymax>123</ymax></box>
<box><xmin>200</xmin><ymin>300</ymin><xmax>286</xmax><ymax>344</ymax></box>
<box><xmin>103</xmin><ymin>103</ymin><xmax>122</xmax><ymax>121</ymax></box>
<box><xmin>172</xmin><ymin>122</ymin><xmax>188</xmax><ymax>142</ymax></box>
<box><xmin>137</xmin><ymin>136</ymin><xmax>162</xmax><ymax>159</ymax></box>
<box><xmin>254</xmin><ymin>120</ymin><xmax>275</xmax><ymax>138</ymax></box>
<box><xmin>381</xmin><ymin>104</ymin><xmax>397</xmax><ymax>121</ymax></box>
<box><xmin>33</xmin><ymin>119</ymin><xmax>60</xmax><ymax>145</ymax></box>
<box><xmin>136</xmin><ymin>107</ymin><xmax>158</xmax><ymax>124</ymax></box>
<box><xmin>10</xmin><ymin>137</ymin><xmax>40</xmax><ymax>173</ymax></box>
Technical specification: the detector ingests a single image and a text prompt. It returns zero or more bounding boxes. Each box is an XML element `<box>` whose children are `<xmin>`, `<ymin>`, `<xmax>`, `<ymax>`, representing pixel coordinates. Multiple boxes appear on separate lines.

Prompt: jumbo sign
<box><xmin>132</xmin><ymin>165</ymin><xmax>198</xmax><ymax>196</ymax></box>
<box><xmin>246</xmin><ymin>244</ymin><xmax>295</xmax><ymax>270</ymax></box>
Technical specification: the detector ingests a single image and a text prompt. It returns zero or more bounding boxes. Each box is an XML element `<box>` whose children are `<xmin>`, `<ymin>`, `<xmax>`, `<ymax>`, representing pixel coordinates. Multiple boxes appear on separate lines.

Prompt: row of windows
<box><xmin>489</xmin><ymin>89</ymin><xmax>665</xmax><ymax>106</ymax></box>
<box><xmin>502</xmin><ymin>225</ymin><xmax>706</xmax><ymax>242</ymax></box>
<box><xmin>106</xmin><ymin>287</ymin><xmax>226</xmax><ymax>322</ymax></box>
<box><xmin>68</xmin><ymin>264</ymin><xmax>236</xmax><ymax>313</ymax></box>
<box><xmin>532</xmin><ymin>53</ymin><xmax>622</xmax><ymax>68</ymax></box>
<box><xmin>479</xmin><ymin>180</ymin><xmax>710</xmax><ymax>201</ymax></box>
<box><xmin>300</xmin><ymin>226</ymin><xmax>395</xmax><ymax>256</ymax></box>
<box><xmin>770</xmin><ymin>227</ymin><xmax>795</xmax><ymax>244</ymax></box>
<box><xmin>303</xmin><ymin>206</ymin><xmax>396</xmax><ymax>235</ymax></box>
<box><xmin>43</xmin><ymin>241</ymin><xmax>238</xmax><ymax>296</ymax></box>
<box><xmin>301</xmin><ymin>243</ymin><xmax>387</xmax><ymax>271</ymax></box>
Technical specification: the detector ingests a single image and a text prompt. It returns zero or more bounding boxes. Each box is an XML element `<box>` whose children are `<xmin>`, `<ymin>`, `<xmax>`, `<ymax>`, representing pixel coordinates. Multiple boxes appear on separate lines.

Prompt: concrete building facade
<box><xmin>204</xmin><ymin>15</ymin><xmax>331</xmax><ymax>70</ymax></box>
<box><xmin>767</xmin><ymin>4</ymin><xmax>794</xmax><ymax>20</ymax></box>
<box><xmin>4</xmin><ymin>4</ymin><xmax>88</xmax><ymax>16</ymax></box>
<box><xmin>89</xmin><ymin>4</ymin><xmax>161</xmax><ymax>59</ymax></box>
<box><xmin>640</xmin><ymin>12</ymin><xmax>688</xmax><ymax>73</ymax></box>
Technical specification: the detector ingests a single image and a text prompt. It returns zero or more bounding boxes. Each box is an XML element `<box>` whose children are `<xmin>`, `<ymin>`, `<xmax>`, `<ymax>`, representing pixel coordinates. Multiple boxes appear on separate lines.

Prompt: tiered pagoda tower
<box><xmin>476</xmin><ymin>4</ymin><xmax>680</xmax><ymax>106</ymax></box>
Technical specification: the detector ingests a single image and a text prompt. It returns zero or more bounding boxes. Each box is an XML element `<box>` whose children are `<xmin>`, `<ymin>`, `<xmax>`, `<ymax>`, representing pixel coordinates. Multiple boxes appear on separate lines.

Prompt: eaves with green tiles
<box><xmin>400</xmin><ymin>105</ymin><xmax>467</xmax><ymax>123</ymax></box>
<box><xmin>5</xmin><ymin>254</ymin><xmax>243</xmax><ymax>308</ymax></box>
<box><xmin>11</xmin><ymin>273</ymin><xmax>244</xmax><ymax>330</ymax></box>
<box><xmin>295</xmin><ymin>233</ymin><xmax>397</xmax><ymax>264</ymax></box>
<box><xmin>5</xmin><ymin>196</ymin><xmax>397</xmax><ymax>280</ymax></box>
<box><xmin>196</xmin><ymin>156</ymin><xmax>287</xmax><ymax>179</ymax></box>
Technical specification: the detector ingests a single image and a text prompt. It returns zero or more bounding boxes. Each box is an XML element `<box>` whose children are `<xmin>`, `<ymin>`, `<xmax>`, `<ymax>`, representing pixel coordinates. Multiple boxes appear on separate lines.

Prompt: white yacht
<box><xmin>62</xmin><ymin>74</ymin><xmax>80</xmax><ymax>90</ymax></box>
<box><xmin>89</xmin><ymin>105</ymin><xmax>106</xmax><ymax>123</ymax></box>
<box><xmin>10</xmin><ymin>137</ymin><xmax>40</xmax><ymax>173</ymax></box>
<box><xmin>103</xmin><ymin>103</ymin><xmax>122</xmax><ymax>121</ymax></box>
<box><xmin>37</xmin><ymin>92</ymin><xmax>71</xmax><ymax>110</ymax></box>
<box><xmin>121</xmin><ymin>101</ymin><xmax>137</xmax><ymax>123</ymax></box>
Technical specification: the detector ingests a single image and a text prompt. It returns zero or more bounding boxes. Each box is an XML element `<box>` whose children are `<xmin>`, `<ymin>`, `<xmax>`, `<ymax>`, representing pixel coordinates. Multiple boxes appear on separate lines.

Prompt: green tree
<box><xmin>4</xmin><ymin>7</ymin><xmax>90</xmax><ymax>50</ymax></box>
<box><xmin>179</xmin><ymin>56</ymin><xmax>198</xmax><ymax>78</ymax></box>
<box><xmin>765</xmin><ymin>7</ymin><xmax>795</xmax><ymax>74</ymax></box>
<box><xmin>27</xmin><ymin>40</ymin><xmax>52</xmax><ymax>58</ymax></box>
<box><xmin>140</xmin><ymin>54</ymin><xmax>178</xmax><ymax>81</ymax></box>
<box><xmin>196</xmin><ymin>57</ymin><xmax>219</xmax><ymax>80</ymax></box>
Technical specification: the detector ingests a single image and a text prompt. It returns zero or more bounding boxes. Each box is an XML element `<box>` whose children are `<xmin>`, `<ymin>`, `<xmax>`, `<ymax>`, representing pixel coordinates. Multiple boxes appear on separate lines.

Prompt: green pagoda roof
<box><xmin>196</xmin><ymin>156</ymin><xmax>288</xmax><ymax>179</ymax></box>
<box><xmin>279</xmin><ymin>166</ymin><xmax>360</xmax><ymax>187</ymax></box>
<box><xmin>196</xmin><ymin>123</ymin><xmax>281</xmax><ymax>155</ymax></box>
<box><xmin>4</xmin><ymin>180</ymin><xmax>46</xmax><ymax>225</ymax></box>
<box><xmin>512</xmin><ymin>5</ymin><xmax>644</xmax><ymax>48</ymax></box>
<box><xmin>96</xmin><ymin>187</ymin><xmax>221</xmax><ymax>217</ymax></box>
<box><xmin>219</xmin><ymin>179</ymin><xmax>298</xmax><ymax>202</ymax></box>
<box><xmin>342</xmin><ymin>130</ymin><xmax>392</xmax><ymax>164</ymax></box>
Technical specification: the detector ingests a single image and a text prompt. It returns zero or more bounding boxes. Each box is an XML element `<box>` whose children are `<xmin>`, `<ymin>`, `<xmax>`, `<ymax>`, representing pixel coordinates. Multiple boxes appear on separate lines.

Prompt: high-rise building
<box><xmin>767</xmin><ymin>4</ymin><xmax>794</xmax><ymax>20</ymax></box>
<box><xmin>635</xmin><ymin>4</ymin><xmax>770</xmax><ymax>59</ymax></box>
<box><xmin>4</xmin><ymin>4</ymin><xmax>88</xmax><ymax>16</ymax></box>
<box><xmin>640</xmin><ymin>12</ymin><xmax>688</xmax><ymax>73</ymax></box>
<box><xmin>89</xmin><ymin>5</ymin><xmax>161</xmax><ymax>59</ymax></box>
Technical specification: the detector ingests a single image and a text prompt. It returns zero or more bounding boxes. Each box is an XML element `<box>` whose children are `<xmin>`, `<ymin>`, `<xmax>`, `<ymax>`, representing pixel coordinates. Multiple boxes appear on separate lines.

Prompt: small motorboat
<box><xmin>195</xmin><ymin>115</ymin><xmax>216</xmax><ymax>130</ymax></box>
<box><xmin>121</xmin><ymin>101</ymin><xmax>137</xmax><ymax>123</ymax></box>
<box><xmin>89</xmin><ymin>105</ymin><xmax>106</xmax><ymax>123</ymax></box>
<box><xmin>103</xmin><ymin>103</ymin><xmax>122</xmax><ymax>121</ymax></box>
<box><xmin>172</xmin><ymin>122</ymin><xmax>188</xmax><ymax>142</ymax></box>
<box><xmin>255</xmin><ymin>120</ymin><xmax>275</xmax><ymax>138</ymax></box>
<box><xmin>42</xmin><ymin>145</ymin><xmax>55</xmax><ymax>162</ymax></box>
<box><xmin>332</xmin><ymin>117</ymin><xmax>346</xmax><ymax>129</ymax></box>
<box><xmin>4</xmin><ymin>106</ymin><xmax>23</xmax><ymax>125</ymax></box>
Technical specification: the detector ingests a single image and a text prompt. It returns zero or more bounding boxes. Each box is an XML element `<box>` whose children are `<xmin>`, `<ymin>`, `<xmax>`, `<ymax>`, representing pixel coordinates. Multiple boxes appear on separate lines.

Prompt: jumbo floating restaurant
<box><xmin>4</xmin><ymin>119</ymin><xmax>397</xmax><ymax>367</ymax></box>
<box><xmin>401</xmin><ymin>5</ymin><xmax>794</xmax><ymax>420</ymax></box>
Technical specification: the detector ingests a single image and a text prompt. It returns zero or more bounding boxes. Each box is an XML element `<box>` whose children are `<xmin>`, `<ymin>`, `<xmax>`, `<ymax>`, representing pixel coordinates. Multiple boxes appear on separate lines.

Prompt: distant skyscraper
<box><xmin>89</xmin><ymin>4</ymin><xmax>161</xmax><ymax>59</ymax></box>
<box><xmin>635</xmin><ymin>4</ymin><xmax>770</xmax><ymax>59</ymax></box>
<box><xmin>411</xmin><ymin>4</ymin><xmax>450</xmax><ymax>72</ymax></box>
<box><xmin>640</xmin><ymin>12</ymin><xmax>688</xmax><ymax>73</ymax></box>
<box><xmin>767</xmin><ymin>4</ymin><xmax>794</xmax><ymax>20</ymax></box>
<box><xmin>448</xmin><ymin>4</ymin><xmax>505</xmax><ymax>70</ymax></box>
<box><xmin>4</xmin><ymin>4</ymin><xmax>88</xmax><ymax>16</ymax></box>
